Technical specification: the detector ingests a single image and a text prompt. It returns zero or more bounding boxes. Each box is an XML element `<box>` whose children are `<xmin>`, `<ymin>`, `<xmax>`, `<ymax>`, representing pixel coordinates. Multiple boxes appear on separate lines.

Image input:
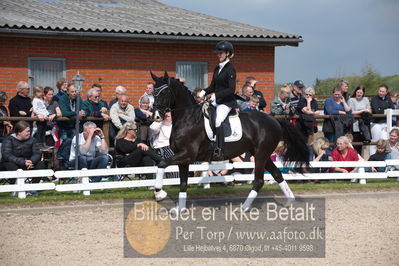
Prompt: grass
<box><xmin>0</xmin><ymin>178</ymin><xmax>398</xmax><ymax>205</ymax></box>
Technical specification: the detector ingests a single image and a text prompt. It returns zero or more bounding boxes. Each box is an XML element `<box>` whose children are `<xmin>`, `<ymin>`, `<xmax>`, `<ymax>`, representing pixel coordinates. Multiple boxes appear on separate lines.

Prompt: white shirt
<box><xmin>149</xmin><ymin>121</ymin><xmax>172</xmax><ymax>149</ymax></box>
<box><xmin>218</xmin><ymin>59</ymin><xmax>230</xmax><ymax>74</ymax></box>
<box><xmin>69</xmin><ymin>133</ymin><xmax>102</xmax><ymax>161</ymax></box>
<box><xmin>32</xmin><ymin>98</ymin><xmax>49</xmax><ymax>116</ymax></box>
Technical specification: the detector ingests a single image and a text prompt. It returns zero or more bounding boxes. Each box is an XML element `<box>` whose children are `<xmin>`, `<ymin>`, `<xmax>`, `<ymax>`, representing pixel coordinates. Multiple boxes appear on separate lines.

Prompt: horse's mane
<box><xmin>168</xmin><ymin>77</ymin><xmax>203</xmax><ymax>123</ymax></box>
<box><xmin>168</xmin><ymin>77</ymin><xmax>196</xmax><ymax>104</ymax></box>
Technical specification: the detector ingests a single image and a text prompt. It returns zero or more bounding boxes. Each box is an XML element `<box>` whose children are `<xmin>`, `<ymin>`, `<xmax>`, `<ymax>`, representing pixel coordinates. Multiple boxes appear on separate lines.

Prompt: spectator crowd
<box><xmin>1</xmin><ymin>77</ymin><xmax>398</xmax><ymax>194</ymax></box>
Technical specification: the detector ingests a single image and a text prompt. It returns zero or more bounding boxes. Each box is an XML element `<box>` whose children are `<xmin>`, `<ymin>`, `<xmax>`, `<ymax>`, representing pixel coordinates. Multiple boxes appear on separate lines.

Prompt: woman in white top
<box><xmin>347</xmin><ymin>85</ymin><xmax>372</xmax><ymax>154</ymax></box>
<box><xmin>149</xmin><ymin>111</ymin><xmax>178</xmax><ymax>178</ymax></box>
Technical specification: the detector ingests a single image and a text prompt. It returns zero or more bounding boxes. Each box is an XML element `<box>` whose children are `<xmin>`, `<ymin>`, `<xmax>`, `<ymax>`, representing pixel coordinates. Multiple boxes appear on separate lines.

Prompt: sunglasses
<box><xmin>306</xmin><ymin>94</ymin><xmax>313</xmax><ymax>96</ymax></box>
<box><xmin>128</xmin><ymin>128</ymin><xmax>137</xmax><ymax>131</ymax></box>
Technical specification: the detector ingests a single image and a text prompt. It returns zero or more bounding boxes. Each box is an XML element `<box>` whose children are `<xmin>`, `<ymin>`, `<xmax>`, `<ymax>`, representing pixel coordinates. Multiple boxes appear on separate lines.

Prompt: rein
<box><xmin>154</xmin><ymin>79</ymin><xmax>203</xmax><ymax>123</ymax></box>
<box><xmin>153</xmin><ymin>83</ymin><xmax>173</xmax><ymax>111</ymax></box>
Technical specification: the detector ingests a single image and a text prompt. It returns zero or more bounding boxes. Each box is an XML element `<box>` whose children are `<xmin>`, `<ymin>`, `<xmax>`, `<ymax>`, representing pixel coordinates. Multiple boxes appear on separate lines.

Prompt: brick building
<box><xmin>0</xmin><ymin>0</ymin><xmax>302</xmax><ymax>108</ymax></box>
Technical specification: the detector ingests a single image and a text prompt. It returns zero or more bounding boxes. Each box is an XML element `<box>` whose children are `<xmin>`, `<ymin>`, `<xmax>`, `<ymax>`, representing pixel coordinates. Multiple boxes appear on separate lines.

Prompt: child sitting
<box><xmin>367</xmin><ymin>139</ymin><xmax>390</xmax><ymax>172</ymax></box>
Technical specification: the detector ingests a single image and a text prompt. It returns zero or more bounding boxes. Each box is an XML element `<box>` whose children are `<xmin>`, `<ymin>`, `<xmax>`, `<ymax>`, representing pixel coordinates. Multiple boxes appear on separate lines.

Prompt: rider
<box><xmin>199</xmin><ymin>41</ymin><xmax>238</xmax><ymax>160</ymax></box>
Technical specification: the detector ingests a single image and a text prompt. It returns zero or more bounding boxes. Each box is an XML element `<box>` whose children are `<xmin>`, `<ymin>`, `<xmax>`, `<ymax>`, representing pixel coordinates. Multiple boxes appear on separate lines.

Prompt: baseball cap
<box><xmin>294</xmin><ymin>80</ymin><xmax>304</xmax><ymax>88</ymax></box>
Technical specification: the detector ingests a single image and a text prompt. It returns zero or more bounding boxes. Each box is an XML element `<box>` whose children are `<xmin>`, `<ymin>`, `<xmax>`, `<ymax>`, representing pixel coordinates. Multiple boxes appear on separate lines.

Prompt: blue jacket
<box><xmin>324</xmin><ymin>97</ymin><xmax>352</xmax><ymax>115</ymax></box>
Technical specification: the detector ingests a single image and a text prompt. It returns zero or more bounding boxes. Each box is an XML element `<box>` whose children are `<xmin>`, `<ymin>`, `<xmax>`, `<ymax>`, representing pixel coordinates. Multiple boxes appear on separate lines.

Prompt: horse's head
<box><xmin>151</xmin><ymin>71</ymin><xmax>197</xmax><ymax>120</ymax></box>
<box><xmin>151</xmin><ymin>71</ymin><xmax>173</xmax><ymax>119</ymax></box>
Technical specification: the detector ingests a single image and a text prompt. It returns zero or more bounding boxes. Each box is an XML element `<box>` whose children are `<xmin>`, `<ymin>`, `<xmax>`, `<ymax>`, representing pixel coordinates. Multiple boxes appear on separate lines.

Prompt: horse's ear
<box><xmin>150</xmin><ymin>71</ymin><xmax>158</xmax><ymax>82</ymax></box>
<box><xmin>163</xmin><ymin>72</ymin><xmax>169</xmax><ymax>79</ymax></box>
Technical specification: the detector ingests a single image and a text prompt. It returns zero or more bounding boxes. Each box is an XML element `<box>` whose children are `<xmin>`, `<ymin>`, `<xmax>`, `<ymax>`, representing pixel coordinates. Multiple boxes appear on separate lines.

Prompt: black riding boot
<box><xmin>213</xmin><ymin>126</ymin><xmax>225</xmax><ymax>161</ymax></box>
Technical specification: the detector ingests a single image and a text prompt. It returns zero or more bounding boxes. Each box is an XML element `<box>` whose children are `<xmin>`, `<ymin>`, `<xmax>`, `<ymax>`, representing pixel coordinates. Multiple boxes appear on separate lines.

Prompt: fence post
<box><xmin>16</xmin><ymin>169</ymin><xmax>26</xmax><ymax>199</ymax></box>
<box><xmin>358</xmin><ymin>167</ymin><xmax>367</xmax><ymax>184</ymax></box>
<box><xmin>81</xmin><ymin>168</ymin><xmax>90</xmax><ymax>196</ymax></box>
<box><xmin>102</xmin><ymin>120</ymin><xmax>110</xmax><ymax>146</ymax></box>
<box><xmin>201</xmin><ymin>170</ymin><xmax>210</xmax><ymax>189</ymax></box>
<box><xmin>386</xmin><ymin>108</ymin><xmax>393</xmax><ymax>135</ymax></box>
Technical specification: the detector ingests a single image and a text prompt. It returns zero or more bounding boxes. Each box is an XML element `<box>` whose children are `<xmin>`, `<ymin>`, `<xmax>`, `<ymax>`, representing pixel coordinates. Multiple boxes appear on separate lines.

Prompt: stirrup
<box><xmin>212</xmin><ymin>147</ymin><xmax>224</xmax><ymax>161</ymax></box>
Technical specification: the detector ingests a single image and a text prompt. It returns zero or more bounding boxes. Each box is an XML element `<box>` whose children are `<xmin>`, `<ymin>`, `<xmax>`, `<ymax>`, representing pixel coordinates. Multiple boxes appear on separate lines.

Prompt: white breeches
<box><xmin>214</xmin><ymin>104</ymin><xmax>232</xmax><ymax>128</ymax></box>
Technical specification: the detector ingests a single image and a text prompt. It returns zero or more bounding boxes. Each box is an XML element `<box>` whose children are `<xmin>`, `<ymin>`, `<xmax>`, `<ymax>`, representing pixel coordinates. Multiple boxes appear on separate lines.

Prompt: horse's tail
<box><xmin>277</xmin><ymin>119</ymin><xmax>310</xmax><ymax>172</ymax></box>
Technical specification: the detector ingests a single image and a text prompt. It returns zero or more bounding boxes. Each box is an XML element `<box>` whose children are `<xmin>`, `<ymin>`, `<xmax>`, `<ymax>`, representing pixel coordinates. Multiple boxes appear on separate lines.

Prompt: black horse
<box><xmin>151</xmin><ymin>72</ymin><xmax>309</xmax><ymax>212</ymax></box>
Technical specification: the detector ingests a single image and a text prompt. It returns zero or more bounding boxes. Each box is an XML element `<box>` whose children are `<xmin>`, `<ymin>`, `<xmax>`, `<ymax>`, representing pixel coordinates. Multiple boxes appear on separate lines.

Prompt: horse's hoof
<box><xmin>154</xmin><ymin>189</ymin><xmax>167</xmax><ymax>201</ymax></box>
<box><xmin>283</xmin><ymin>197</ymin><xmax>295</xmax><ymax>207</ymax></box>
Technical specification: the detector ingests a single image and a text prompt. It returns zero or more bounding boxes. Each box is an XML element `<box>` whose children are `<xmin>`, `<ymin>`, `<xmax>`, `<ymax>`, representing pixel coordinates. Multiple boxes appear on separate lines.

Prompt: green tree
<box><xmin>314</xmin><ymin>64</ymin><xmax>392</xmax><ymax>96</ymax></box>
<box><xmin>356</xmin><ymin>64</ymin><xmax>382</xmax><ymax>94</ymax></box>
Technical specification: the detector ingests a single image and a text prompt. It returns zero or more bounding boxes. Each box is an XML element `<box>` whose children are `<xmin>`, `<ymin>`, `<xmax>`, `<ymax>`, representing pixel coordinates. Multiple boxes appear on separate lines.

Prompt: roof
<box><xmin>0</xmin><ymin>0</ymin><xmax>302</xmax><ymax>45</ymax></box>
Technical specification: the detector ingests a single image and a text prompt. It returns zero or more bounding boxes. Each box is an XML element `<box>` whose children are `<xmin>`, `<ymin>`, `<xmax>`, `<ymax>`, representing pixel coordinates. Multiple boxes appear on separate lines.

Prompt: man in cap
<box><xmin>290</xmin><ymin>80</ymin><xmax>305</xmax><ymax>114</ymax></box>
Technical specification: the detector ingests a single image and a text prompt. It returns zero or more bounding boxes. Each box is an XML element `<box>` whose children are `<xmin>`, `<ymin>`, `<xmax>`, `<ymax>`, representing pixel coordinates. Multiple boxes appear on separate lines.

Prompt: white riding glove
<box><xmin>210</xmin><ymin>93</ymin><xmax>216</xmax><ymax>102</ymax></box>
<box><xmin>198</xmin><ymin>90</ymin><xmax>206</xmax><ymax>98</ymax></box>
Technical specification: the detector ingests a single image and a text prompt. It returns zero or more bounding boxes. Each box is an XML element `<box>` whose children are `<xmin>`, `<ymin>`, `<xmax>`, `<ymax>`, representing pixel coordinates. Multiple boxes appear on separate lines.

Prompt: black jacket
<box><xmin>1</xmin><ymin>134</ymin><xmax>41</xmax><ymax>167</ymax></box>
<box><xmin>371</xmin><ymin>95</ymin><xmax>394</xmax><ymax>123</ymax></box>
<box><xmin>9</xmin><ymin>94</ymin><xmax>32</xmax><ymax>126</ymax></box>
<box><xmin>205</xmin><ymin>61</ymin><xmax>238</xmax><ymax>109</ymax></box>
<box><xmin>253</xmin><ymin>90</ymin><xmax>267</xmax><ymax>111</ymax></box>
<box><xmin>0</xmin><ymin>106</ymin><xmax>9</xmax><ymax>137</ymax></box>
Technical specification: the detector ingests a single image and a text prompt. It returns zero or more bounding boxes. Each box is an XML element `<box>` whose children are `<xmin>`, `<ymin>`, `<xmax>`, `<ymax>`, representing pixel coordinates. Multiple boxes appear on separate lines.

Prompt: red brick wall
<box><xmin>0</xmin><ymin>36</ymin><xmax>275</xmax><ymax>110</ymax></box>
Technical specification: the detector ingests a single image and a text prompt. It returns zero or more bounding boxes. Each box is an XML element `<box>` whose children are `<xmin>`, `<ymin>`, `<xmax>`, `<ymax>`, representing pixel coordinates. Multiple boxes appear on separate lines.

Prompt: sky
<box><xmin>158</xmin><ymin>0</ymin><xmax>399</xmax><ymax>87</ymax></box>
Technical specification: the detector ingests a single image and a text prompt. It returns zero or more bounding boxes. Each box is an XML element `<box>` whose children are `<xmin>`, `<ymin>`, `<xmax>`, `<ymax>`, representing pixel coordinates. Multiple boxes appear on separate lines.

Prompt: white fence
<box><xmin>1</xmin><ymin>160</ymin><xmax>398</xmax><ymax>199</ymax></box>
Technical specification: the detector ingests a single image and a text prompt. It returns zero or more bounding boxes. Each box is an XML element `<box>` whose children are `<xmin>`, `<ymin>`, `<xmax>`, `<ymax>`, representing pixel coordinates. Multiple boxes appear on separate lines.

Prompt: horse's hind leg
<box><xmin>176</xmin><ymin>164</ymin><xmax>189</xmax><ymax>212</ymax></box>
<box><xmin>265</xmin><ymin>159</ymin><xmax>295</xmax><ymax>201</ymax></box>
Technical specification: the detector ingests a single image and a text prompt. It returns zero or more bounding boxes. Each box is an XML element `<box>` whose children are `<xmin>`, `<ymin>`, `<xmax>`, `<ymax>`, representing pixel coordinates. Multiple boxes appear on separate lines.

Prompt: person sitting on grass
<box><xmin>367</xmin><ymin>139</ymin><xmax>391</xmax><ymax>173</ymax></box>
<box><xmin>311</xmin><ymin>137</ymin><xmax>331</xmax><ymax>174</ymax></box>
<box><xmin>270</xmin><ymin>141</ymin><xmax>294</xmax><ymax>175</ymax></box>
<box><xmin>329</xmin><ymin>135</ymin><xmax>359</xmax><ymax>173</ymax></box>
<box><xmin>312</xmin><ymin>137</ymin><xmax>331</xmax><ymax>162</ymax></box>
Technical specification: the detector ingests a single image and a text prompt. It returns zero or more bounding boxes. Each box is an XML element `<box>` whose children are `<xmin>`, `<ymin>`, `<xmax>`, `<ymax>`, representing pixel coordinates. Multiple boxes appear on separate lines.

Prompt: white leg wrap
<box><xmin>279</xmin><ymin>180</ymin><xmax>295</xmax><ymax>200</ymax></box>
<box><xmin>178</xmin><ymin>192</ymin><xmax>187</xmax><ymax>210</ymax></box>
<box><xmin>155</xmin><ymin>168</ymin><xmax>165</xmax><ymax>190</ymax></box>
<box><xmin>242</xmin><ymin>190</ymin><xmax>258</xmax><ymax>212</ymax></box>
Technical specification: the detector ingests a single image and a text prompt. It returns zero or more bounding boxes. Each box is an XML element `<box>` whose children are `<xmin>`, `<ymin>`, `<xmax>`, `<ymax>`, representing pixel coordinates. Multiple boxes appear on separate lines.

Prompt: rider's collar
<box><xmin>218</xmin><ymin>59</ymin><xmax>230</xmax><ymax>71</ymax></box>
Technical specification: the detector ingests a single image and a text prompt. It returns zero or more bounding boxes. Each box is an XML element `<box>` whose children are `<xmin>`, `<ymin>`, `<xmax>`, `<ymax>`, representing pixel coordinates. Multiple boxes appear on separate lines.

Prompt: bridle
<box><xmin>153</xmin><ymin>82</ymin><xmax>174</xmax><ymax>113</ymax></box>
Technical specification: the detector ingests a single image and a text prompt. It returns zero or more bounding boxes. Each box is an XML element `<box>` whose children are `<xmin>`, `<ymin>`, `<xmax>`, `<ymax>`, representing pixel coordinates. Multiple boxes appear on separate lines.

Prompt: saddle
<box><xmin>205</xmin><ymin>104</ymin><xmax>234</xmax><ymax>137</ymax></box>
<box><xmin>202</xmin><ymin>102</ymin><xmax>242</xmax><ymax>142</ymax></box>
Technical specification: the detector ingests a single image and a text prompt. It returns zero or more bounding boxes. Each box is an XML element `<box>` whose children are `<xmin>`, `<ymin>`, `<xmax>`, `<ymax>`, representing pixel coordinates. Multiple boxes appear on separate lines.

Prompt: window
<box><xmin>176</xmin><ymin>61</ymin><xmax>208</xmax><ymax>91</ymax></box>
<box><xmin>28</xmin><ymin>57</ymin><xmax>66</xmax><ymax>94</ymax></box>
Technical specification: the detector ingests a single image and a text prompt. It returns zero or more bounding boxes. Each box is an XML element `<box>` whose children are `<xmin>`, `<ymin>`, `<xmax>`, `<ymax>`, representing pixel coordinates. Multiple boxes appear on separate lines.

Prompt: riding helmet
<box><xmin>214</xmin><ymin>41</ymin><xmax>234</xmax><ymax>55</ymax></box>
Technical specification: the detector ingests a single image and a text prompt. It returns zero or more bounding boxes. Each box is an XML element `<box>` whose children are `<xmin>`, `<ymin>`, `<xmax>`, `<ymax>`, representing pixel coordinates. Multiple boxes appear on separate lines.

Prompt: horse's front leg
<box><xmin>154</xmin><ymin>158</ymin><xmax>170</xmax><ymax>201</ymax></box>
<box><xmin>154</xmin><ymin>152</ymin><xmax>191</xmax><ymax>202</ymax></box>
